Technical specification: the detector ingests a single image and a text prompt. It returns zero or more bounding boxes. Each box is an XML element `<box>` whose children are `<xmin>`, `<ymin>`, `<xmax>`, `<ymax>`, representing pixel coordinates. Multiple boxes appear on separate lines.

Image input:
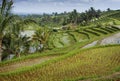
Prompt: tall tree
<box><xmin>69</xmin><ymin>9</ymin><xmax>78</xmax><ymax>24</ymax></box>
<box><xmin>107</xmin><ymin>8</ymin><xmax>111</xmax><ymax>11</ymax></box>
<box><xmin>0</xmin><ymin>0</ymin><xmax>13</xmax><ymax>61</ymax></box>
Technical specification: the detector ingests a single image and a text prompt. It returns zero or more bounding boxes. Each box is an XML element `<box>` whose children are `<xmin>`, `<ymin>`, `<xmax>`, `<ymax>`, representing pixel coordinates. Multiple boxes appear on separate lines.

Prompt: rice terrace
<box><xmin>0</xmin><ymin>0</ymin><xmax>120</xmax><ymax>81</ymax></box>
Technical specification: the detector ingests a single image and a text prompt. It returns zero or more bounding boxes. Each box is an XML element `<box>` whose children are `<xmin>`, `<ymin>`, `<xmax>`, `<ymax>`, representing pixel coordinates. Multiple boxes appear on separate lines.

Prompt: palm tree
<box><xmin>2</xmin><ymin>33</ymin><xmax>31</xmax><ymax>58</ymax></box>
<box><xmin>32</xmin><ymin>27</ymin><xmax>52</xmax><ymax>52</ymax></box>
<box><xmin>2</xmin><ymin>20</ymin><xmax>31</xmax><ymax>58</ymax></box>
<box><xmin>69</xmin><ymin>9</ymin><xmax>78</xmax><ymax>24</ymax></box>
<box><xmin>0</xmin><ymin>0</ymin><xmax>13</xmax><ymax>61</ymax></box>
<box><xmin>2</xmin><ymin>17</ymin><xmax>38</xmax><ymax>59</ymax></box>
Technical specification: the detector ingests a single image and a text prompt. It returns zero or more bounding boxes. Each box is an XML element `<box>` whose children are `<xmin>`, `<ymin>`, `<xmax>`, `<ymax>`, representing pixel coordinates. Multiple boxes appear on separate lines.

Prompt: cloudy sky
<box><xmin>11</xmin><ymin>0</ymin><xmax>120</xmax><ymax>14</ymax></box>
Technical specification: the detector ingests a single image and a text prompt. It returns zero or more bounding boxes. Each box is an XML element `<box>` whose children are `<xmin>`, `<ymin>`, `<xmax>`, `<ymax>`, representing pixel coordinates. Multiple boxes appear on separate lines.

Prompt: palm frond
<box><xmin>5</xmin><ymin>0</ymin><xmax>13</xmax><ymax>17</ymax></box>
<box><xmin>23</xmin><ymin>19</ymin><xmax>37</xmax><ymax>24</ymax></box>
<box><xmin>0</xmin><ymin>15</ymin><xmax>14</xmax><ymax>32</ymax></box>
<box><xmin>1</xmin><ymin>0</ymin><xmax>6</xmax><ymax>15</ymax></box>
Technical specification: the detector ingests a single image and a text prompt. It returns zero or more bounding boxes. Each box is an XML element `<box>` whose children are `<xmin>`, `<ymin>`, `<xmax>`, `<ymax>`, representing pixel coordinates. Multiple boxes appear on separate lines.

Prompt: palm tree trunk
<box><xmin>16</xmin><ymin>53</ymin><xmax>20</xmax><ymax>58</ymax></box>
<box><xmin>0</xmin><ymin>37</ymin><xmax>3</xmax><ymax>62</ymax></box>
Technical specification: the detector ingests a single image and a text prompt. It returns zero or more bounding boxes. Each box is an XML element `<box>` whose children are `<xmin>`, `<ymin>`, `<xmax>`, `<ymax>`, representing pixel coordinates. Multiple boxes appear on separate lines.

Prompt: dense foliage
<box><xmin>23</xmin><ymin>7</ymin><xmax>102</xmax><ymax>27</ymax></box>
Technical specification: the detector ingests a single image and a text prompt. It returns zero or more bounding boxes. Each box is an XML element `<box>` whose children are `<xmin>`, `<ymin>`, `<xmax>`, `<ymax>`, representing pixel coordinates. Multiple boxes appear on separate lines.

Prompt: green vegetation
<box><xmin>0</xmin><ymin>0</ymin><xmax>120</xmax><ymax>81</ymax></box>
<box><xmin>0</xmin><ymin>0</ymin><xmax>13</xmax><ymax>61</ymax></box>
<box><xmin>0</xmin><ymin>45</ymin><xmax>120</xmax><ymax>81</ymax></box>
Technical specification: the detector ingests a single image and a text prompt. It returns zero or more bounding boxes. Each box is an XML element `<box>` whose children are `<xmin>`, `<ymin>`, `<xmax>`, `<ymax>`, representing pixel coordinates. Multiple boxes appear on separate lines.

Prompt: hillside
<box><xmin>0</xmin><ymin>28</ymin><xmax>120</xmax><ymax>80</ymax></box>
<box><xmin>0</xmin><ymin>45</ymin><xmax>120</xmax><ymax>81</ymax></box>
<box><xmin>21</xmin><ymin>10</ymin><xmax>120</xmax><ymax>48</ymax></box>
<box><xmin>0</xmin><ymin>1</ymin><xmax>120</xmax><ymax>80</ymax></box>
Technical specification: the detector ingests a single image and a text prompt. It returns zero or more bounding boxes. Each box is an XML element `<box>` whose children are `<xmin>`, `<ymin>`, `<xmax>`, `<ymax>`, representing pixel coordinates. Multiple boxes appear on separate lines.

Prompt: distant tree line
<box><xmin>22</xmin><ymin>7</ymin><xmax>102</xmax><ymax>27</ymax></box>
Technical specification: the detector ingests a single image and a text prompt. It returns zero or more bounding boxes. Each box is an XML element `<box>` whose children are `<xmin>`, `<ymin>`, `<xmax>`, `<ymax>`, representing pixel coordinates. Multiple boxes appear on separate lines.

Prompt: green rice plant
<box><xmin>83</xmin><ymin>29</ymin><xmax>100</xmax><ymax>36</ymax></box>
<box><xmin>1</xmin><ymin>28</ymin><xmax>120</xmax><ymax>68</ymax></box>
<box><xmin>75</xmin><ymin>30</ymin><xmax>90</xmax><ymax>39</ymax></box>
<box><xmin>90</xmin><ymin>28</ymin><xmax>108</xmax><ymax>34</ymax></box>
<box><xmin>67</xmin><ymin>32</ymin><xmax>77</xmax><ymax>42</ymax></box>
<box><xmin>106</xmin><ymin>27</ymin><xmax>118</xmax><ymax>31</ymax></box>
<box><xmin>99</xmin><ymin>27</ymin><xmax>114</xmax><ymax>33</ymax></box>
<box><xmin>1</xmin><ymin>28</ymin><xmax>119</xmax><ymax>67</ymax></box>
<box><xmin>68</xmin><ymin>31</ymin><xmax>89</xmax><ymax>42</ymax></box>
<box><xmin>111</xmin><ymin>26</ymin><xmax>120</xmax><ymax>30</ymax></box>
<box><xmin>109</xmin><ymin>27</ymin><xmax>119</xmax><ymax>31</ymax></box>
<box><xmin>0</xmin><ymin>45</ymin><xmax>120</xmax><ymax>81</ymax></box>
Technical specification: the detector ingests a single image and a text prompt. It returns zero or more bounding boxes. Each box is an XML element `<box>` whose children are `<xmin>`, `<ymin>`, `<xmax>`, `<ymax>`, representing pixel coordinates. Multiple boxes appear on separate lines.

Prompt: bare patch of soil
<box><xmin>0</xmin><ymin>55</ymin><xmax>58</xmax><ymax>73</ymax></box>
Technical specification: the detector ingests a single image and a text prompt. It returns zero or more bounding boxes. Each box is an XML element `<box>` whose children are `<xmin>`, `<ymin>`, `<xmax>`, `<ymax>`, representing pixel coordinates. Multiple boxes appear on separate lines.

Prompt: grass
<box><xmin>111</xmin><ymin>26</ymin><xmax>120</xmax><ymax>30</ymax></box>
<box><xmin>90</xmin><ymin>28</ymin><xmax>108</xmax><ymax>35</ymax></box>
<box><xmin>0</xmin><ymin>17</ymin><xmax>120</xmax><ymax>80</ymax></box>
<box><xmin>108</xmin><ymin>11</ymin><xmax>120</xmax><ymax>21</ymax></box>
<box><xmin>83</xmin><ymin>29</ymin><xmax>101</xmax><ymax>36</ymax></box>
<box><xmin>0</xmin><ymin>45</ymin><xmax>120</xmax><ymax>81</ymax></box>
<box><xmin>99</xmin><ymin>27</ymin><xmax>114</xmax><ymax>33</ymax></box>
<box><xmin>67</xmin><ymin>31</ymin><xmax>88</xmax><ymax>42</ymax></box>
<box><xmin>0</xmin><ymin>46</ymin><xmax>72</xmax><ymax>67</ymax></box>
<box><xmin>48</xmin><ymin>23</ymin><xmax>120</xmax><ymax>48</ymax></box>
<box><xmin>0</xmin><ymin>27</ymin><xmax>120</xmax><ymax>67</ymax></box>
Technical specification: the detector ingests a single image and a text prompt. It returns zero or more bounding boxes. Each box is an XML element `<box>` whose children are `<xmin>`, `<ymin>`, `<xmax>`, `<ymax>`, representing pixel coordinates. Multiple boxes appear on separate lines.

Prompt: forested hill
<box><xmin>18</xmin><ymin>8</ymin><xmax>120</xmax><ymax>28</ymax></box>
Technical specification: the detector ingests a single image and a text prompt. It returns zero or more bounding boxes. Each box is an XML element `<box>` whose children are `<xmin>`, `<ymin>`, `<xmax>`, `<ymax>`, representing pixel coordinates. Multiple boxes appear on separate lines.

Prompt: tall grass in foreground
<box><xmin>0</xmin><ymin>46</ymin><xmax>120</xmax><ymax>81</ymax></box>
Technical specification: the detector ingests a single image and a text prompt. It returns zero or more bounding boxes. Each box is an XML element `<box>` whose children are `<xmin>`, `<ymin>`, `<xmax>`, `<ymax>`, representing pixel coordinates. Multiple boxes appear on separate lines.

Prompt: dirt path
<box><xmin>0</xmin><ymin>55</ymin><xmax>59</xmax><ymax>73</ymax></box>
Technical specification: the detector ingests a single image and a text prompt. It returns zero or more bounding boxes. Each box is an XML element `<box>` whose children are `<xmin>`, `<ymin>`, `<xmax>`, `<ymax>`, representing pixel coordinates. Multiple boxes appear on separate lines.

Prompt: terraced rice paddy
<box><xmin>0</xmin><ymin>45</ymin><xmax>120</xmax><ymax>81</ymax></box>
<box><xmin>1</xmin><ymin>2</ymin><xmax>120</xmax><ymax>81</ymax></box>
<box><xmin>0</xmin><ymin>55</ymin><xmax>59</xmax><ymax>73</ymax></box>
<box><xmin>49</xmin><ymin>26</ymin><xmax>120</xmax><ymax>48</ymax></box>
<box><xmin>0</xmin><ymin>23</ymin><xmax>120</xmax><ymax>81</ymax></box>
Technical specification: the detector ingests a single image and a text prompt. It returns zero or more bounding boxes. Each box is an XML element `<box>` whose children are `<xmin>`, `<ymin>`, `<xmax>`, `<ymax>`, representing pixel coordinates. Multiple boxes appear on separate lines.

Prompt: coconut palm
<box><xmin>2</xmin><ymin>33</ymin><xmax>31</xmax><ymax>58</ymax></box>
<box><xmin>2</xmin><ymin>18</ymin><xmax>32</xmax><ymax>59</ymax></box>
<box><xmin>0</xmin><ymin>0</ymin><xmax>13</xmax><ymax>61</ymax></box>
<box><xmin>2</xmin><ymin>16</ymin><xmax>38</xmax><ymax>59</ymax></box>
<box><xmin>32</xmin><ymin>27</ymin><xmax>52</xmax><ymax>52</ymax></box>
<box><xmin>69</xmin><ymin>9</ymin><xmax>78</xmax><ymax>24</ymax></box>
